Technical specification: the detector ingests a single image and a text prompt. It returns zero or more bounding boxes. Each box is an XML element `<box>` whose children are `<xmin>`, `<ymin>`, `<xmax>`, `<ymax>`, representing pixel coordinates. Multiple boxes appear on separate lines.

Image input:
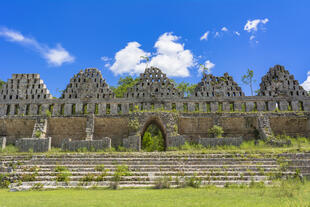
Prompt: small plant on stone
<box><xmin>128</xmin><ymin>118</ymin><xmax>140</xmax><ymax>131</ymax></box>
<box><xmin>31</xmin><ymin>182</ymin><xmax>44</xmax><ymax>191</ymax></box>
<box><xmin>185</xmin><ymin>174</ymin><xmax>202</xmax><ymax>188</ymax></box>
<box><xmin>208</xmin><ymin>125</ymin><xmax>224</xmax><ymax>138</ymax></box>
<box><xmin>45</xmin><ymin>110</ymin><xmax>52</xmax><ymax>117</ymax></box>
<box><xmin>153</xmin><ymin>176</ymin><xmax>172</xmax><ymax>189</ymax></box>
<box><xmin>35</xmin><ymin>130</ymin><xmax>42</xmax><ymax>138</ymax></box>
<box><xmin>110</xmin><ymin>165</ymin><xmax>131</xmax><ymax>190</ymax></box>
<box><xmin>95</xmin><ymin>164</ymin><xmax>106</xmax><ymax>172</ymax></box>
<box><xmin>0</xmin><ymin>174</ymin><xmax>11</xmax><ymax>188</ymax></box>
<box><xmin>54</xmin><ymin>166</ymin><xmax>71</xmax><ymax>183</ymax></box>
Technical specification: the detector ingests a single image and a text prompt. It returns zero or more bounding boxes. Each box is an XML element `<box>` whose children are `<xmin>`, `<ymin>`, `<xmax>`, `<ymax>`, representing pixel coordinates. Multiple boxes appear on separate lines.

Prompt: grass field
<box><xmin>0</xmin><ymin>182</ymin><xmax>310</xmax><ymax>207</ymax></box>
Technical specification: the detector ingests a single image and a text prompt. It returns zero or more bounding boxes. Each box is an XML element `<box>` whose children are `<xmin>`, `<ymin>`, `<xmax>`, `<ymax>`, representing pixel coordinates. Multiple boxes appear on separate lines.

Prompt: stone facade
<box><xmin>0</xmin><ymin>74</ymin><xmax>52</xmax><ymax>102</ymax></box>
<box><xmin>0</xmin><ymin>65</ymin><xmax>310</xmax><ymax>150</ymax></box>
<box><xmin>15</xmin><ymin>137</ymin><xmax>51</xmax><ymax>152</ymax></box>
<box><xmin>259</xmin><ymin>65</ymin><xmax>307</xmax><ymax>97</ymax></box>
<box><xmin>194</xmin><ymin>72</ymin><xmax>244</xmax><ymax>97</ymax></box>
<box><xmin>61</xmin><ymin>68</ymin><xmax>114</xmax><ymax>100</ymax></box>
<box><xmin>126</xmin><ymin>67</ymin><xmax>183</xmax><ymax>99</ymax></box>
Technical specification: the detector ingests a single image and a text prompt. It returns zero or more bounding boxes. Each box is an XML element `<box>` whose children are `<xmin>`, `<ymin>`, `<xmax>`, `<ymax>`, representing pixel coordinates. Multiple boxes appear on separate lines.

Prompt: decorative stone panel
<box><xmin>258</xmin><ymin>65</ymin><xmax>308</xmax><ymax>97</ymax></box>
<box><xmin>194</xmin><ymin>72</ymin><xmax>244</xmax><ymax>97</ymax></box>
<box><xmin>61</xmin><ymin>68</ymin><xmax>114</xmax><ymax>100</ymax></box>
<box><xmin>0</xmin><ymin>74</ymin><xmax>52</xmax><ymax>101</ymax></box>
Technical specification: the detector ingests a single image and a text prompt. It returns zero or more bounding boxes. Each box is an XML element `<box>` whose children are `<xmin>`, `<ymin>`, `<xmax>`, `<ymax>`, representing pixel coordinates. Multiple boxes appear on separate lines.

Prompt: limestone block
<box><xmin>123</xmin><ymin>135</ymin><xmax>140</xmax><ymax>151</ymax></box>
<box><xmin>16</xmin><ymin>137</ymin><xmax>51</xmax><ymax>152</ymax></box>
<box><xmin>64</xmin><ymin>104</ymin><xmax>72</xmax><ymax>116</ymax></box>
<box><xmin>279</xmin><ymin>100</ymin><xmax>289</xmax><ymax>111</ymax></box>
<box><xmin>98</xmin><ymin>103</ymin><xmax>106</xmax><ymax>115</ymax></box>
<box><xmin>210</xmin><ymin>102</ymin><xmax>218</xmax><ymax>112</ymax></box>
<box><xmin>0</xmin><ymin>137</ymin><xmax>6</xmax><ymax>150</ymax></box>
<box><xmin>61</xmin><ymin>137</ymin><xmax>111</xmax><ymax>151</ymax></box>
<box><xmin>268</xmin><ymin>101</ymin><xmax>276</xmax><ymax>111</ymax></box>
<box><xmin>166</xmin><ymin>135</ymin><xmax>185</xmax><ymax>148</ymax></box>
<box><xmin>246</xmin><ymin>102</ymin><xmax>254</xmax><ymax>112</ymax></box>
<box><xmin>199</xmin><ymin>137</ymin><xmax>242</xmax><ymax>147</ymax></box>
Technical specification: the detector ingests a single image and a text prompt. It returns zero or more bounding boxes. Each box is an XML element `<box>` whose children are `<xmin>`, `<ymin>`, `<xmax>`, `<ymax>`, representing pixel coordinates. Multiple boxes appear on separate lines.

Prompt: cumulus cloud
<box><xmin>301</xmin><ymin>71</ymin><xmax>310</xmax><ymax>91</ymax></box>
<box><xmin>244</xmin><ymin>18</ymin><xmax>269</xmax><ymax>32</ymax></box>
<box><xmin>214</xmin><ymin>32</ymin><xmax>220</xmax><ymax>38</ymax></box>
<box><xmin>110</xmin><ymin>42</ymin><xmax>150</xmax><ymax>75</ymax></box>
<box><xmin>250</xmin><ymin>35</ymin><xmax>255</xmax><ymax>40</ymax></box>
<box><xmin>199</xmin><ymin>60</ymin><xmax>215</xmax><ymax>74</ymax></box>
<box><xmin>109</xmin><ymin>32</ymin><xmax>194</xmax><ymax>77</ymax></box>
<box><xmin>221</xmin><ymin>27</ymin><xmax>228</xmax><ymax>32</ymax></box>
<box><xmin>200</xmin><ymin>31</ymin><xmax>209</xmax><ymax>41</ymax></box>
<box><xmin>0</xmin><ymin>27</ymin><xmax>74</xmax><ymax>66</ymax></box>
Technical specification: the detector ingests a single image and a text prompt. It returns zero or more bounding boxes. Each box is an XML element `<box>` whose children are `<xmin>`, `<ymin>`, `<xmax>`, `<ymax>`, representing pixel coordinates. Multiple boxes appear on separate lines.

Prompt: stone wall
<box><xmin>15</xmin><ymin>137</ymin><xmax>51</xmax><ymax>152</ymax></box>
<box><xmin>1</xmin><ymin>65</ymin><xmax>310</xmax><ymax>149</ymax></box>
<box><xmin>61</xmin><ymin>137</ymin><xmax>111</xmax><ymax>151</ymax></box>
<box><xmin>199</xmin><ymin>137</ymin><xmax>243</xmax><ymax>147</ymax></box>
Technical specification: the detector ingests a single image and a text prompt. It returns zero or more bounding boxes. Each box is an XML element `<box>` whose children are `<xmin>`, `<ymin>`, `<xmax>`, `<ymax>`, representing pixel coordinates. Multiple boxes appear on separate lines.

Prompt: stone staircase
<box><xmin>1</xmin><ymin>153</ymin><xmax>309</xmax><ymax>190</ymax></box>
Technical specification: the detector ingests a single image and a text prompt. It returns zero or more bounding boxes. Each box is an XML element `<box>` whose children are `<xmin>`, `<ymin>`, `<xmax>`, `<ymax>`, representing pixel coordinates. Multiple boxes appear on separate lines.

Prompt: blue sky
<box><xmin>0</xmin><ymin>0</ymin><xmax>310</xmax><ymax>97</ymax></box>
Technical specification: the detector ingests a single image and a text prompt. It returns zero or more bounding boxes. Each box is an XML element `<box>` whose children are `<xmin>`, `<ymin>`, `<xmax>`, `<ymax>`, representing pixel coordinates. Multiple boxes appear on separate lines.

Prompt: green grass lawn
<box><xmin>1</xmin><ymin>183</ymin><xmax>310</xmax><ymax>207</ymax></box>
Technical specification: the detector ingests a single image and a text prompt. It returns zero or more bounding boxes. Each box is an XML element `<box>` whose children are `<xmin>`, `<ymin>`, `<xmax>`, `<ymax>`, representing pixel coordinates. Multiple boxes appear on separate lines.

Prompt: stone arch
<box><xmin>140</xmin><ymin>116</ymin><xmax>167</xmax><ymax>150</ymax></box>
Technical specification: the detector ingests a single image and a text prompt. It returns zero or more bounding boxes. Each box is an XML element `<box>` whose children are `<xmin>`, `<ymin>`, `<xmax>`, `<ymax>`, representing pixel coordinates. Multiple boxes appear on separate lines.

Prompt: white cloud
<box><xmin>234</xmin><ymin>31</ymin><xmax>240</xmax><ymax>36</ymax></box>
<box><xmin>244</xmin><ymin>18</ymin><xmax>269</xmax><ymax>32</ymax></box>
<box><xmin>43</xmin><ymin>44</ymin><xmax>74</xmax><ymax>66</ymax></box>
<box><xmin>0</xmin><ymin>27</ymin><xmax>74</xmax><ymax>66</ymax></box>
<box><xmin>250</xmin><ymin>35</ymin><xmax>255</xmax><ymax>40</ymax></box>
<box><xmin>104</xmin><ymin>63</ymin><xmax>111</xmax><ymax>68</ymax></box>
<box><xmin>109</xmin><ymin>32</ymin><xmax>194</xmax><ymax>77</ymax></box>
<box><xmin>101</xmin><ymin>56</ymin><xmax>111</xmax><ymax>61</ymax></box>
<box><xmin>200</xmin><ymin>31</ymin><xmax>209</xmax><ymax>41</ymax></box>
<box><xmin>110</xmin><ymin>42</ymin><xmax>150</xmax><ymax>75</ymax></box>
<box><xmin>199</xmin><ymin>60</ymin><xmax>215</xmax><ymax>74</ymax></box>
<box><xmin>214</xmin><ymin>32</ymin><xmax>220</xmax><ymax>37</ymax></box>
<box><xmin>301</xmin><ymin>71</ymin><xmax>310</xmax><ymax>91</ymax></box>
<box><xmin>221</xmin><ymin>27</ymin><xmax>228</xmax><ymax>32</ymax></box>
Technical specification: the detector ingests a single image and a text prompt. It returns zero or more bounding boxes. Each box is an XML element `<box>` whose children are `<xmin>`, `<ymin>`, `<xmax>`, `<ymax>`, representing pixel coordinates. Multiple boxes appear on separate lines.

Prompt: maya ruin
<box><xmin>0</xmin><ymin>64</ymin><xmax>309</xmax><ymax>151</ymax></box>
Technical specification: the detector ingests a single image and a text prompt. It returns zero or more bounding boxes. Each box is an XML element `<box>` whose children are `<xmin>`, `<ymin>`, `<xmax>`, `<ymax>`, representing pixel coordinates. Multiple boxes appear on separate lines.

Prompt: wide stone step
<box><xmin>10</xmin><ymin>179</ymin><xmax>273</xmax><ymax>190</ymax></box>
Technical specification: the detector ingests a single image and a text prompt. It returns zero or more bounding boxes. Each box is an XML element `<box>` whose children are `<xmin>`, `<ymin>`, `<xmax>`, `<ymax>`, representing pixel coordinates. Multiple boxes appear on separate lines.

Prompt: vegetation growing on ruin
<box><xmin>208</xmin><ymin>125</ymin><xmax>224</xmax><ymax>138</ymax></box>
<box><xmin>142</xmin><ymin>124</ymin><xmax>165</xmax><ymax>152</ymax></box>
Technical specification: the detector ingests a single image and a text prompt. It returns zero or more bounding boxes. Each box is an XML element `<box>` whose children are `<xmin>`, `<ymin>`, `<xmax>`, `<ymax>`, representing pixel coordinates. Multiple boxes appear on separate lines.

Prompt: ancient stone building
<box><xmin>61</xmin><ymin>68</ymin><xmax>114</xmax><ymax>100</ymax></box>
<box><xmin>194</xmin><ymin>72</ymin><xmax>244</xmax><ymax>97</ymax></box>
<box><xmin>0</xmin><ymin>65</ymin><xmax>310</xmax><ymax>149</ymax></box>
<box><xmin>125</xmin><ymin>67</ymin><xmax>183</xmax><ymax>99</ymax></box>
<box><xmin>259</xmin><ymin>65</ymin><xmax>307</xmax><ymax>97</ymax></box>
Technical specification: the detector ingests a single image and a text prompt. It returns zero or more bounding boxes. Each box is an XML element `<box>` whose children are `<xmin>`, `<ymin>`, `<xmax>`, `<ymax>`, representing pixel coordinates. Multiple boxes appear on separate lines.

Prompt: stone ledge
<box><xmin>61</xmin><ymin>138</ymin><xmax>111</xmax><ymax>152</ymax></box>
<box><xmin>199</xmin><ymin>137</ymin><xmax>243</xmax><ymax>147</ymax></box>
<box><xmin>16</xmin><ymin>137</ymin><xmax>51</xmax><ymax>152</ymax></box>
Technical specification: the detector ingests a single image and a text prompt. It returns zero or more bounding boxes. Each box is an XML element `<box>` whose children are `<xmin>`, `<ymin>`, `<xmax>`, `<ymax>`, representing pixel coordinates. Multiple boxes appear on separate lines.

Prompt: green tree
<box><xmin>111</xmin><ymin>76</ymin><xmax>139</xmax><ymax>98</ymax></box>
<box><xmin>142</xmin><ymin>124</ymin><xmax>165</xmax><ymax>152</ymax></box>
<box><xmin>140</xmin><ymin>56</ymin><xmax>150</xmax><ymax>68</ymax></box>
<box><xmin>0</xmin><ymin>79</ymin><xmax>5</xmax><ymax>89</ymax></box>
<box><xmin>175</xmin><ymin>81</ymin><xmax>197</xmax><ymax>97</ymax></box>
<box><xmin>199</xmin><ymin>64</ymin><xmax>210</xmax><ymax>74</ymax></box>
<box><xmin>242</xmin><ymin>69</ymin><xmax>256</xmax><ymax>96</ymax></box>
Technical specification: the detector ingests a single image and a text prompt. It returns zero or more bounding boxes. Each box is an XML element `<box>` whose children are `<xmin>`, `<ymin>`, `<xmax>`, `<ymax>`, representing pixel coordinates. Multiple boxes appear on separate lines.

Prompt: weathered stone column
<box><xmin>85</xmin><ymin>114</ymin><xmax>94</xmax><ymax>141</ymax></box>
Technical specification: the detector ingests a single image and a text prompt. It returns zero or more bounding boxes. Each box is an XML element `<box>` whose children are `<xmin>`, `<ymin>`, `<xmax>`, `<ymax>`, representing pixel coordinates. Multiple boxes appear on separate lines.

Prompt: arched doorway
<box><xmin>140</xmin><ymin>118</ymin><xmax>167</xmax><ymax>151</ymax></box>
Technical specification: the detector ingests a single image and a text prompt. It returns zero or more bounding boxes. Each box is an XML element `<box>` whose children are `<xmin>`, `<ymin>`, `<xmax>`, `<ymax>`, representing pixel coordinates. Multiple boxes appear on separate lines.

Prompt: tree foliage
<box><xmin>241</xmin><ymin>69</ymin><xmax>256</xmax><ymax>96</ymax></box>
<box><xmin>174</xmin><ymin>81</ymin><xmax>197</xmax><ymax>97</ymax></box>
<box><xmin>0</xmin><ymin>79</ymin><xmax>5</xmax><ymax>89</ymax></box>
<box><xmin>142</xmin><ymin>124</ymin><xmax>165</xmax><ymax>152</ymax></box>
<box><xmin>110</xmin><ymin>76</ymin><xmax>139</xmax><ymax>98</ymax></box>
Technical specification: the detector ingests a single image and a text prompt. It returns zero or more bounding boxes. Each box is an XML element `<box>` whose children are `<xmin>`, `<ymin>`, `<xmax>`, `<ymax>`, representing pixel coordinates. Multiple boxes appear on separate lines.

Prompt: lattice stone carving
<box><xmin>194</xmin><ymin>72</ymin><xmax>244</xmax><ymax>97</ymax></box>
<box><xmin>61</xmin><ymin>68</ymin><xmax>114</xmax><ymax>99</ymax></box>
<box><xmin>0</xmin><ymin>74</ymin><xmax>52</xmax><ymax>101</ymax></box>
<box><xmin>258</xmin><ymin>65</ymin><xmax>307</xmax><ymax>97</ymax></box>
<box><xmin>126</xmin><ymin>67</ymin><xmax>183</xmax><ymax>98</ymax></box>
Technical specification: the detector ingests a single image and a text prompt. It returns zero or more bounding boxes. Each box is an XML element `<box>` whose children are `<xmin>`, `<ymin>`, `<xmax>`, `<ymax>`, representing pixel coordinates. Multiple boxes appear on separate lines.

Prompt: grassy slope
<box><xmin>0</xmin><ymin>184</ymin><xmax>310</xmax><ymax>207</ymax></box>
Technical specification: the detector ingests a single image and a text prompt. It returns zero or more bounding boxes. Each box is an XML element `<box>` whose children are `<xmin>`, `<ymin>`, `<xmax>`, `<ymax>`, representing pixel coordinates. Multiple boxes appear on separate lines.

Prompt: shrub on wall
<box><xmin>208</xmin><ymin>125</ymin><xmax>224</xmax><ymax>138</ymax></box>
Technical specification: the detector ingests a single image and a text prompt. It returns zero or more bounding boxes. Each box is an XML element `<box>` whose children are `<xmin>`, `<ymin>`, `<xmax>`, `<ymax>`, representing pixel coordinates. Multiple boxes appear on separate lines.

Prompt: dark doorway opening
<box><xmin>141</xmin><ymin>119</ymin><xmax>166</xmax><ymax>151</ymax></box>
